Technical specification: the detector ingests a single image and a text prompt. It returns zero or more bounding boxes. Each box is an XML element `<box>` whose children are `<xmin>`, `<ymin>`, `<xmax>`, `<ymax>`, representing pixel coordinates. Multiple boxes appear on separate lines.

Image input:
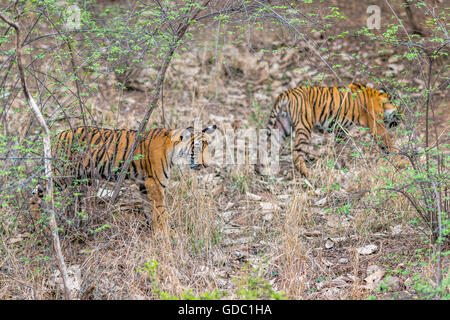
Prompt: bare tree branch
<box><xmin>0</xmin><ymin>6</ymin><xmax>72</xmax><ymax>300</ymax></box>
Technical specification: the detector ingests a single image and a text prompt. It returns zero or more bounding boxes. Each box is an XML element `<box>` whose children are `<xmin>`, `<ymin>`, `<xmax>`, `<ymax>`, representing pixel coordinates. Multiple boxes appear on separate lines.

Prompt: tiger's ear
<box><xmin>179</xmin><ymin>127</ymin><xmax>194</xmax><ymax>141</ymax></box>
<box><xmin>379</xmin><ymin>88</ymin><xmax>387</xmax><ymax>93</ymax></box>
<box><xmin>202</xmin><ymin>124</ymin><xmax>217</xmax><ymax>134</ymax></box>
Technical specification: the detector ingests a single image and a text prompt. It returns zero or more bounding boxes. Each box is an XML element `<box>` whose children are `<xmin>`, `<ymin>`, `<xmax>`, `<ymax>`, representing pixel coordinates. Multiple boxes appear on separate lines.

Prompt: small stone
<box><xmin>246</xmin><ymin>192</ymin><xmax>262</xmax><ymax>201</ymax></box>
<box><xmin>357</xmin><ymin>244</ymin><xmax>378</xmax><ymax>255</ymax></box>
<box><xmin>260</xmin><ymin>202</ymin><xmax>280</xmax><ymax>211</ymax></box>
<box><xmin>325</xmin><ymin>239</ymin><xmax>334</xmax><ymax>249</ymax></box>
<box><xmin>314</xmin><ymin>196</ymin><xmax>327</xmax><ymax>207</ymax></box>
<box><xmin>364</xmin><ymin>270</ymin><xmax>385</xmax><ymax>291</ymax></box>
<box><xmin>391</xmin><ymin>224</ymin><xmax>403</xmax><ymax>236</ymax></box>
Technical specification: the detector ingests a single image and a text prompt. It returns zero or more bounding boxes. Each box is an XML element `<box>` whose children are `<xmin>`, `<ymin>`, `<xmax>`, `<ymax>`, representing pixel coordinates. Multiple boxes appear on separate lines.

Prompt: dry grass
<box><xmin>1</xmin><ymin>1</ymin><xmax>448</xmax><ymax>300</ymax></box>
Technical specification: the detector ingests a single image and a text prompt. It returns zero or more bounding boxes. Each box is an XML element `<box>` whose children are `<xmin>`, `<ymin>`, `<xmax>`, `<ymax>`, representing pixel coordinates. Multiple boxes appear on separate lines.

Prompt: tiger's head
<box><xmin>171</xmin><ymin>125</ymin><xmax>217</xmax><ymax>170</ymax></box>
<box><xmin>267</xmin><ymin>97</ymin><xmax>291</xmax><ymax>142</ymax></box>
<box><xmin>351</xmin><ymin>83</ymin><xmax>401</xmax><ymax>129</ymax></box>
<box><xmin>377</xmin><ymin>88</ymin><xmax>401</xmax><ymax>128</ymax></box>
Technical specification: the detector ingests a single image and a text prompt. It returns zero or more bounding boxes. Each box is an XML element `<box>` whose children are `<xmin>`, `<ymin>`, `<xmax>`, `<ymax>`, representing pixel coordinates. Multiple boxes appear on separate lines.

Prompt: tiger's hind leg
<box><xmin>292</xmin><ymin>127</ymin><xmax>312</xmax><ymax>179</ymax></box>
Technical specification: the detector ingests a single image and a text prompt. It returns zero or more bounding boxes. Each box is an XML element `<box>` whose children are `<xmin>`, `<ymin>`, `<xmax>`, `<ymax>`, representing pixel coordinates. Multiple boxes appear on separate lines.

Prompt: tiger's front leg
<box><xmin>368</xmin><ymin>119</ymin><xmax>394</xmax><ymax>153</ymax></box>
<box><xmin>141</xmin><ymin>178</ymin><xmax>168</xmax><ymax>233</ymax></box>
<box><xmin>368</xmin><ymin>119</ymin><xmax>407</xmax><ymax>169</ymax></box>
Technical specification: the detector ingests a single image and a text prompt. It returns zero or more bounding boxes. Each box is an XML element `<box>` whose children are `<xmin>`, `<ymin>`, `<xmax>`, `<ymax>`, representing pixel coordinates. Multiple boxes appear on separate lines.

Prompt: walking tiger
<box><xmin>30</xmin><ymin>125</ymin><xmax>217</xmax><ymax>232</ymax></box>
<box><xmin>267</xmin><ymin>83</ymin><xmax>401</xmax><ymax>177</ymax></box>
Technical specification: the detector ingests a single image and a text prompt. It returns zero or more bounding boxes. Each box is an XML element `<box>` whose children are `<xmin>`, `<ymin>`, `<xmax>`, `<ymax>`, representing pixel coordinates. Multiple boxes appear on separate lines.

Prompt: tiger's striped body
<box><xmin>33</xmin><ymin>125</ymin><xmax>216</xmax><ymax>232</ymax></box>
<box><xmin>268</xmin><ymin>83</ymin><xmax>400</xmax><ymax>177</ymax></box>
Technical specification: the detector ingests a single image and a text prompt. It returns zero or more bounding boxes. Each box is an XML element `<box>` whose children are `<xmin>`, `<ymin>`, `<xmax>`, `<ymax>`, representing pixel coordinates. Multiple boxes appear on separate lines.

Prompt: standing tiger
<box><xmin>31</xmin><ymin>125</ymin><xmax>217</xmax><ymax>232</ymax></box>
<box><xmin>267</xmin><ymin>83</ymin><xmax>401</xmax><ymax>177</ymax></box>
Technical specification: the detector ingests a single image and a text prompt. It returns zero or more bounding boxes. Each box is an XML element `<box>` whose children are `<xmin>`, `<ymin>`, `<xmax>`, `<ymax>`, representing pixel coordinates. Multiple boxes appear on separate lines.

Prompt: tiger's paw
<box><xmin>294</xmin><ymin>162</ymin><xmax>310</xmax><ymax>180</ymax></box>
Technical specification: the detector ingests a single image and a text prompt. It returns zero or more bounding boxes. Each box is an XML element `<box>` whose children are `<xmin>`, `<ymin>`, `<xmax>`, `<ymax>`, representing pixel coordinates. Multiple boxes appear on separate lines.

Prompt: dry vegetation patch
<box><xmin>0</xmin><ymin>0</ymin><xmax>448</xmax><ymax>300</ymax></box>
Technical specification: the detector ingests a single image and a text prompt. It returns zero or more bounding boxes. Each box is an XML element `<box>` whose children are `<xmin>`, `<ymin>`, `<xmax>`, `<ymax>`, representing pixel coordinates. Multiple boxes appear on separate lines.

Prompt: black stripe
<box><xmin>139</xmin><ymin>184</ymin><xmax>147</xmax><ymax>195</ymax></box>
<box><xmin>161</xmin><ymin>158</ymin><xmax>168</xmax><ymax>179</ymax></box>
<box><xmin>154</xmin><ymin>173</ymin><xmax>166</xmax><ymax>188</ymax></box>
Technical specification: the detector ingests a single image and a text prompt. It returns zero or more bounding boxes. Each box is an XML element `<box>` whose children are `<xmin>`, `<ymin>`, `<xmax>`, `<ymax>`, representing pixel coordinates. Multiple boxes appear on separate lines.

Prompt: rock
<box><xmin>330</xmin><ymin>236</ymin><xmax>348</xmax><ymax>243</ymax></box>
<box><xmin>97</xmin><ymin>187</ymin><xmax>114</xmax><ymax>198</ymax></box>
<box><xmin>246</xmin><ymin>192</ymin><xmax>262</xmax><ymax>201</ymax></box>
<box><xmin>357</xmin><ymin>244</ymin><xmax>378</xmax><ymax>255</ymax></box>
<box><xmin>263</xmin><ymin>213</ymin><xmax>273</xmax><ymax>221</ymax></box>
<box><xmin>223</xmin><ymin>237</ymin><xmax>252</xmax><ymax>246</ymax></box>
<box><xmin>221</xmin><ymin>211</ymin><xmax>234</xmax><ymax>219</ymax></box>
<box><xmin>325</xmin><ymin>238</ymin><xmax>334</xmax><ymax>249</ymax></box>
<box><xmin>260</xmin><ymin>202</ymin><xmax>280</xmax><ymax>211</ymax></box>
<box><xmin>387</xmin><ymin>63</ymin><xmax>404</xmax><ymax>74</ymax></box>
<box><xmin>338</xmin><ymin>258</ymin><xmax>349</xmax><ymax>264</ymax></box>
<box><xmin>364</xmin><ymin>269</ymin><xmax>385</xmax><ymax>291</ymax></box>
<box><xmin>390</xmin><ymin>224</ymin><xmax>403</xmax><ymax>236</ymax></box>
<box><xmin>314</xmin><ymin>188</ymin><xmax>323</xmax><ymax>196</ymax></box>
<box><xmin>222</xmin><ymin>227</ymin><xmax>242</xmax><ymax>235</ymax></box>
<box><xmin>314</xmin><ymin>196</ymin><xmax>327</xmax><ymax>207</ymax></box>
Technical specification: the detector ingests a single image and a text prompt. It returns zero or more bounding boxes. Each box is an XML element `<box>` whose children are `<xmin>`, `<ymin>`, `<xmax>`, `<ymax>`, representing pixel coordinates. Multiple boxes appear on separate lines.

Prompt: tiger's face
<box><xmin>352</xmin><ymin>83</ymin><xmax>401</xmax><ymax>129</ymax></box>
<box><xmin>268</xmin><ymin>102</ymin><xmax>291</xmax><ymax>143</ymax></box>
<box><xmin>172</xmin><ymin>125</ymin><xmax>217</xmax><ymax>170</ymax></box>
<box><xmin>375</xmin><ymin>88</ymin><xmax>401</xmax><ymax>129</ymax></box>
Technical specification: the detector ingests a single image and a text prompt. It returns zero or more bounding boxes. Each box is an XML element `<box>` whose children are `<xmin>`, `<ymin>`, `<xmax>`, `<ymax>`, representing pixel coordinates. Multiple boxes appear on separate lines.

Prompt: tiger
<box><xmin>267</xmin><ymin>82</ymin><xmax>401</xmax><ymax>178</ymax></box>
<box><xmin>30</xmin><ymin>124</ymin><xmax>217</xmax><ymax>233</ymax></box>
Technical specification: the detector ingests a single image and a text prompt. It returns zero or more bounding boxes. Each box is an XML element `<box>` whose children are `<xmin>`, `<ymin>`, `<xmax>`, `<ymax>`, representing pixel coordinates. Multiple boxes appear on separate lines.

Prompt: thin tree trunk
<box><xmin>109</xmin><ymin>13</ymin><xmax>199</xmax><ymax>205</ymax></box>
<box><xmin>403</xmin><ymin>0</ymin><xmax>425</xmax><ymax>36</ymax></box>
<box><xmin>0</xmin><ymin>8</ymin><xmax>72</xmax><ymax>300</ymax></box>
